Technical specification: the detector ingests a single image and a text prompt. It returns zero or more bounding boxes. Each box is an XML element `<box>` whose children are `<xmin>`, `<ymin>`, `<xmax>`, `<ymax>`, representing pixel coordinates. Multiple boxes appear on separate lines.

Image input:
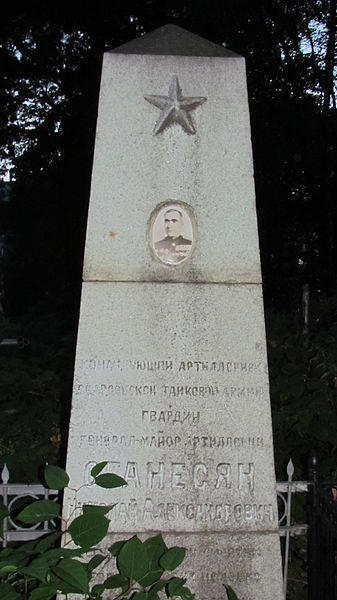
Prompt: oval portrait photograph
<box><xmin>149</xmin><ymin>201</ymin><xmax>196</xmax><ymax>266</ymax></box>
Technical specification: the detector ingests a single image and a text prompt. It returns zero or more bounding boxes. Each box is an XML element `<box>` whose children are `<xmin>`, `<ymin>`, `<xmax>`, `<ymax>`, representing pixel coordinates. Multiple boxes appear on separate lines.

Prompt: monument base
<box><xmin>71</xmin><ymin>531</ymin><xmax>283</xmax><ymax>600</ymax></box>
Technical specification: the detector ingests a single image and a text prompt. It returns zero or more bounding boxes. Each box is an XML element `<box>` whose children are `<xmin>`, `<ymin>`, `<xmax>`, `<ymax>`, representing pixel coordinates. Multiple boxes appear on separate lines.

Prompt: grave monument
<box><xmin>64</xmin><ymin>24</ymin><xmax>284</xmax><ymax>599</ymax></box>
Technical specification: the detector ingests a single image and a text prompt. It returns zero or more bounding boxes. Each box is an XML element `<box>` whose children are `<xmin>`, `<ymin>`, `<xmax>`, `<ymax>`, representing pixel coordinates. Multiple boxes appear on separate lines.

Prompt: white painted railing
<box><xmin>0</xmin><ymin>464</ymin><xmax>58</xmax><ymax>547</ymax></box>
<box><xmin>276</xmin><ymin>459</ymin><xmax>309</xmax><ymax>599</ymax></box>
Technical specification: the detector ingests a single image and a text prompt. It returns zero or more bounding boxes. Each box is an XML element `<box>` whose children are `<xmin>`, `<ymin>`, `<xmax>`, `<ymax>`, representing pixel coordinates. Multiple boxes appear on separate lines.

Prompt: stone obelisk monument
<box><xmin>64</xmin><ymin>25</ymin><xmax>283</xmax><ymax>599</ymax></box>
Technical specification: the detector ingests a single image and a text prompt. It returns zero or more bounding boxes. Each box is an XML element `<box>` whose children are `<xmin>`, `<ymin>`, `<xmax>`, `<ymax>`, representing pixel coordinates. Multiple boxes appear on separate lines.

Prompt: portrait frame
<box><xmin>148</xmin><ymin>200</ymin><xmax>197</xmax><ymax>266</ymax></box>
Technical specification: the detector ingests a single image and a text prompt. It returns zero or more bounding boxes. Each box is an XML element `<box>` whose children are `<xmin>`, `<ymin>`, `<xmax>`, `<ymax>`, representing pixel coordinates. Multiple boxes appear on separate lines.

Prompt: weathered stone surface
<box><xmin>64</xmin><ymin>281</ymin><xmax>283</xmax><ymax>596</ymax></box>
<box><xmin>83</xmin><ymin>35</ymin><xmax>261</xmax><ymax>284</ymax></box>
<box><xmin>168</xmin><ymin>532</ymin><xmax>283</xmax><ymax>600</ymax></box>
<box><xmin>65</xmin><ymin>282</ymin><xmax>277</xmax><ymax>532</ymax></box>
<box><xmin>64</xmin><ymin>25</ymin><xmax>283</xmax><ymax>600</ymax></box>
<box><xmin>92</xmin><ymin>532</ymin><xmax>282</xmax><ymax>600</ymax></box>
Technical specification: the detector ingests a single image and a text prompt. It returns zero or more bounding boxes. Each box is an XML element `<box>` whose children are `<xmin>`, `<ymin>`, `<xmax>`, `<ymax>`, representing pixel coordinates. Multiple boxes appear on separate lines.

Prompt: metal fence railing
<box><xmin>276</xmin><ymin>459</ymin><xmax>309</xmax><ymax>598</ymax></box>
<box><xmin>0</xmin><ymin>464</ymin><xmax>58</xmax><ymax>547</ymax></box>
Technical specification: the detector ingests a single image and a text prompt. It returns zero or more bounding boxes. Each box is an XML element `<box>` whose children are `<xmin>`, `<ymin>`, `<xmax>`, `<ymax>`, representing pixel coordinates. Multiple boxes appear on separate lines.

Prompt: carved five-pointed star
<box><xmin>144</xmin><ymin>75</ymin><xmax>207</xmax><ymax>135</ymax></box>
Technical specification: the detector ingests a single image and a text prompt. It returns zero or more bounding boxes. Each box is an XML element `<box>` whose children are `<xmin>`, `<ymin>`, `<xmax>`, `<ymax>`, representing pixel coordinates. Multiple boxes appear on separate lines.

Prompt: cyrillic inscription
<box><xmin>84</xmin><ymin>460</ymin><xmax>255</xmax><ymax>491</ymax></box>
<box><xmin>76</xmin><ymin>384</ymin><xmax>157</xmax><ymax>396</ymax></box>
<box><xmin>80</xmin><ymin>433</ymin><xmax>264</xmax><ymax>449</ymax></box>
<box><xmin>65</xmin><ymin>496</ymin><xmax>274</xmax><ymax>526</ymax></box>
<box><xmin>75</xmin><ymin>383</ymin><xmax>266</xmax><ymax>399</ymax></box>
<box><xmin>76</xmin><ymin>350</ymin><xmax>271</xmax><ymax>533</ymax></box>
<box><xmin>142</xmin><ymin>409</ymin><xmax>200</xmax><ymax>424</ymax></box>
<box><xmin>141</xmin><ymin>500</ymin><xmax>273</xmax><ymax>523</ymax></box>
<box><xmin>78</xmin><ymin>358</ymin><xmax>268</xmax><ymax>374</ymax></box>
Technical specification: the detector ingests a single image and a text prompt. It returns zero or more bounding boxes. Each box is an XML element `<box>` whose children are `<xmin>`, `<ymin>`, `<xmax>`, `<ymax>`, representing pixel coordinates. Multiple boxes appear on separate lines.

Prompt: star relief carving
<box><xmin>144</xmin><ymin>75</ymin><xmax>207</xmax><ymax>135</ymax></box>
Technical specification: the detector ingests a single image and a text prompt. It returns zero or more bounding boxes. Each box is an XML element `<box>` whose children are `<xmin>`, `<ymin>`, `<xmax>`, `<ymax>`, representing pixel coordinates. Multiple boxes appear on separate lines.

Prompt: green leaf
<box><xmin>104</xmin><ymin>573</ymin><xmax>129</xmax><ymax>590</ymax></box>
<box><xmin>0</xmin><ymin>552</ymin><xmax>30</xmax><ymax>574</ymax></box>
<box><xmin>138</xmin><ymin>568</ymin><xmax>162</xmax><ymax>587</ymax></box>
<box><xmin>167</xmin><ymin>577</ymin><xmax>186</xmax><ymax>597</ymax></box>
<box><xmin>91</xmin><ymin>462</ymin><xmax>108</xmax><ymax>478</ymax></box>
<box><xmin>52</xmin><ymin>558</ymin><xmax>89</xmax><ymax>594</ymax></box>
<box><xmin>29</xmin><ymin>585</ymin><xmax>58</xmax><ymax>600</ymax></box>
<box><xmin>83</xmin><ymin>504</ymin><xmax>114</xmax><ymax>517</ymax></box>
<box><xmin>35</xmin><ymin>531</ymin><xmax>62</xmax><ymax>553</ymax></box>
<box><xmin>224</xmin><ymin>585</ymin><xmax>239</xmax><ymax>600</ymax></box>
<box><xmin>18</xmin><ymin>540</ymin><xmax>38</xmax><ymax>554</ymax></box>
<box><xmin>28</xmin><ymin>584</ymin><xmax>58</xmax><ymax>600</ymax></box>
<box><xmin>144</xmin><ymin>533</ymin><xmax>167</xmax><ymax>555</ymax></box>
<box><xmin>45</xmin><ymin>465</ymin><xmax>69</xmax><ymax>490</ymax></box>
<box><xmin>51</xmin><ymin>576</ymin><xmax>80</xmax><ymax>595</ymax></box>
<box><xmin>109</xmin><ymin>540</ymin><xmax>126</xmax><ymax>556</ymax></box>
<box><xmin>0</xmin><ymin>563</ymin><xmax>18</xmax><ymax>576</ymax></box>
<box><xmin>0</xmin><ymin>582</ymin><xmax>21</xmax><ymax>599</ymax></box>
<box><xmin>86</xmin><ymin>554</ymin><xmax>106</xmax><ymax>573</ymax></box>
<box><xmin>0</xmin><ymin>548</ymin><xmax>14</xmax><ymax>559</ymax></box>
<box><xmin>178</xmin><ymin>586</ymin><xmax>195</xmax><ymax>600</ymax></box>
<box><xmin>148</xmin><ymin>580</ymin><xmax>167</xmax><ymax>600</ymax></box>
<box><xmin>17</xmin><ymin>500</ymin><xmax>60</xmax><ymax>524</ymax></box>
<box><xmin>132</xmin><ymin>593</ymin><xmax>148</xmax><ymax>600</ymax></box>
<box><xmin>139</xmin><ymin>534</ymin><xmax>167</xmax><ymax>586</ymax></box>
<box><xmin>92</xmin><ymin>583</ymin><xmax>105</xmax><ymax>597</ymax></box>
<box><xmin>44</xmin><ymin>547</ymin><xmax>85</xmax><ymax>561</ymax></box>
<box><xmin>117</xmin><ymin>535</ymin><xmax>149</xmax><ymax>582</ymax></box>
<box><xmin>159</xmin><ymin>547</ymin><xmax>185</xmax><ymax>571</ymax></box>
<box><xmin>68</xmin><ymin>514</ymin><xmax>109</xmax><ymax>548</ymax></box>
<box><xmin>21</xmin><ymin>556</ymin><xmax>49</xmax><ymax>583</ymax></box>
<box><xmin>94</xmin><ymin>473</ymin><xmax>126</xmax><ymax>488</ymax></box>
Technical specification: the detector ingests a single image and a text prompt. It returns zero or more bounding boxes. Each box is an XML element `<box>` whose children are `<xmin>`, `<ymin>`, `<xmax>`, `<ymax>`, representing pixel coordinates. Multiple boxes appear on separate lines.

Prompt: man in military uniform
<box><xmin>155</xmin><ymin>208</ymin><xmax>192</xmax><ymax>264</ymax></box>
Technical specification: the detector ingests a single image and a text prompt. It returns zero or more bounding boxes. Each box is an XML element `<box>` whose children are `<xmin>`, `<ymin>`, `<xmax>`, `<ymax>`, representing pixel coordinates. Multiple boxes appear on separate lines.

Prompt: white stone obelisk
<box><xmin>64</xmin><ymin>25</ymin><xmax>283</xmax><ymax>599</ymax></box>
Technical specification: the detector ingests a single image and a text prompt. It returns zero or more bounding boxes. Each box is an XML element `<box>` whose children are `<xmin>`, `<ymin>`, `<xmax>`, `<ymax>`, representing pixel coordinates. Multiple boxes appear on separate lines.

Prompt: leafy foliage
<box><xmin>17</xmin><ymin>500</ymin><xmax>60</xmax><ymax>525</ymax></box>
<box><xmin>44</xmin><ymin>465</ymin><xmax>69</xmax><ymax>490</ymax></box>
<box><xmin>0</xmin><ymin>309</ymin><xmax>76</xmax><ymax>482</ymax></box>
<box><xmin>267</xmin><ymin>294</ymin><xmax>337</xmax><ymax>480</ymax></box>
<box><xmin>0</xmin><ymin>464</ymin><xmax>203</xmax><ymax>600</ymax></box>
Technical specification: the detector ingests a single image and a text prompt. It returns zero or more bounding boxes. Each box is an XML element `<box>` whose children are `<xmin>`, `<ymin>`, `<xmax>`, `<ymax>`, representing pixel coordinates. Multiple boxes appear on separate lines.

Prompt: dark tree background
<box><xmin>0</xmin><ymin>0</ymin><xmax>336</xmax><ymax>489</ymax></box>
